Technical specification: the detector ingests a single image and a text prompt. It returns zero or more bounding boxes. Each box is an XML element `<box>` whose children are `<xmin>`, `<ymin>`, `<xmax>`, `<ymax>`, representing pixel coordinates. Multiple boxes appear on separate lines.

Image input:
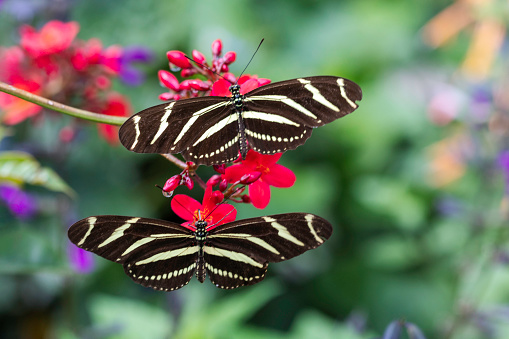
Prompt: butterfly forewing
<box><xmin>119</xmin><ymin>96</ymin><xmax>232</xmax><ymax>156</ymax></box>
<box><xmin>68</xmin><ymin>215</ymin><xmax>197</xmax><ymax>291</ymax></box>
<box><xmin>119</xmin><ymin>75</ymin><xmax>361</xmax><ymax>165</ymax></box>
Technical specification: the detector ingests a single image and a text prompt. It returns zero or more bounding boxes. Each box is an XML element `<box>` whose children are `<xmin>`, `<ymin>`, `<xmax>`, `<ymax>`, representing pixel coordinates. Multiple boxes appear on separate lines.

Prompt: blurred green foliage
<box><xmin>1</xmin><ymin>0</ymin><xmax>509</xmax><ymax>338</ymax></box>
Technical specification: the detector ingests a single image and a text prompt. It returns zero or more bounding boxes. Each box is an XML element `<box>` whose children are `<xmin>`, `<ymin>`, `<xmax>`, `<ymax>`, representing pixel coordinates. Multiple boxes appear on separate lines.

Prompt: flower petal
<box><xmin>210</xmin><ymin>78</ymin><xmax>231</xmax><ymax>96</ymax></box>
<box><xmin>224</xmin><ymin>163</ymin><xmax>254</xmax><ymax>183</ymax></box>
<box><xmin>263</xmin><ymin>164</ymin><xmax>296</xmax><ymax>187</ymax></box>
<box><xmin>249</xmin><ymin>180</ymin><xmax>271</xmax><ymax>209</ymax></box>
<box><xmin>207</xmin><ymin>204</ymin><xmax>237</xmax><ymax>230</ymax></box>
<box><xmin>171</xmin><ymin>194</ymin><xmax>201</xmax><ymax>221</ymax></box>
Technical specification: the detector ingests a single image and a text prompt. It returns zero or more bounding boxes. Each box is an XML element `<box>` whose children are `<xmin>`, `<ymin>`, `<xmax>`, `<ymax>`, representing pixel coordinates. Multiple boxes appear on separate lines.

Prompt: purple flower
<box><xmin>497</xmin><ymin>150</ymin><xmax>509</xmax><ymax>192</ymax></box>
<box><xmin>0</xmin><ymin>183</ymin><xmax>36</xmax><ymax>219</ymax></box>
<box><xmin>119</xmin><ymin>46</ymin><xmax>153</xmax><ymax>86</ymax></box>
<box><xmin>68</xmin><ymin>244</ymin><xmax>95</xmax><ymax>273</ymax></box>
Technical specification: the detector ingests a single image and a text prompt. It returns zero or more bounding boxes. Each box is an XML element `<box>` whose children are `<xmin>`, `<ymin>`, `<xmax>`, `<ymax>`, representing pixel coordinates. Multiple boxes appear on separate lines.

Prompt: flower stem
<box><xmin>0</xmin><ymin>81</ymin><xmax>127</xmax><ymax>126</ymax></box>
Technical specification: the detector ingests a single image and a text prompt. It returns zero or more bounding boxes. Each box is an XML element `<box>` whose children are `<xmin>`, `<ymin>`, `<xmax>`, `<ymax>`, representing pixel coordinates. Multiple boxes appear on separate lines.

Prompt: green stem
<box><xmin>0</xmin><ymin>81</ymin><xmax>127</xmax><ymax>126</ymax></box>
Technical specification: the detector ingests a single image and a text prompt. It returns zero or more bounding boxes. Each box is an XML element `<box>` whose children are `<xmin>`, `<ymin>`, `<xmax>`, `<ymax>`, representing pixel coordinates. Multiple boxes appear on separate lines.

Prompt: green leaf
<box><xmin>89</xmin><ymin>294</ymin><xmax>173</xmax><ymax>339</ymax></box>
<box><xmin>0</xmin><ymin>151</ymin><xmax>75</xmax><ymax>197</ymax></box>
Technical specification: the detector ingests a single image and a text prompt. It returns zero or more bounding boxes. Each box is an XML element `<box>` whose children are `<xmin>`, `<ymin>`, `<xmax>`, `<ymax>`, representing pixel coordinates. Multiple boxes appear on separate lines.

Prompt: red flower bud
<box><xmin>159</xmin><ymin>92</ymin><xmax>174</xmax><ymax>101</ymax></box>
<box><xmin>242</xmin><ymin>195</ymin><xmax>251</xmax><ymax>203</ymax></box>
<box><xmin>192</xmin><ymin>49</ymin><xmax>206</xmax><ymax>64</ymax></box>
<box><xmin>213</xmin><ymin>164</ymin><xmax>226</xmax><ymax>174</ymax></box>
<box><xmin>221</xmin><ymin>64</ymin><xmax>229</xmax><ymax>72</ymax></box>
<box><xmin>95</xmin><ymin>75</ymin><xmax>111</xmax><ymax>89</ymax></box>
<box><xmin>212</xmin><ymin>191</ymin><xmax>224</xmax><ymax>204</ymax></box>
<box><xmin>158</xmin><ymin>70</ymin><xmax>180</xmax><ymax>91</ymax></box>
<box><xmin>181</xmin><ymin>68</ymin><xmax>197</xmax><ymax>77</ymax></box>
<box><xmin>223</xmin><ymin>51</ymin><xmax>236</xmax><ymax>64</ymax></box>
<box><xmin>188</xmin><ymin>79</ymin><xmax>210</xmax><ymax>91</ymax></box>
<box><xmin>207</xmin><ymin>174</ymin><xmax>222</xmax><ymax>186</ymax></box>
<box><xmin>163</xmin><ymin>175</ymin><xmax>181</xmax><ymax>192</ymax></box>
<box><xmin>182</xmin><ymin>174</ymin><xmax>194</xmax><ymax>190</ymax></box>
<box><xmin>211</xmin><ymin>39</ymin><xmax>222</xmax><ymax>57</ymax></box>
<box><xmin>240</xmin><ymin>171</ymin><xmax>262</xmax><ymax>185</ymax></box>
<box><xmin>179</xmin><ymin>79</ymin><xmax>192</xmax><ymax>90</ymax></box>
<box><xmin>166</xmin><ymin>50</ymin><xmax>192</xmax><ymax>68</ymax></box>
<box><xmin>219</xmin><ymin>178</ymin><xmax>228</xmax><ymax>192</ymax></box>
<box><xmin>223</xmin><ymin>72</ymin><xmax>237</xmax><ymax>84</ymax></box>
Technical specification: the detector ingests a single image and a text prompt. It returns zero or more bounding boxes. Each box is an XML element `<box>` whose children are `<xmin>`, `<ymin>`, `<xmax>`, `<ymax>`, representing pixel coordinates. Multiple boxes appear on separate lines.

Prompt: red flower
<box><xmin>171</xmin><ymin>184</ymin><xmax>236</xmax><ymax>231</ymax></box>
<box><xmin>0</xmin><ymin>77</ymin><xmax>43</xmax><ymax>125</ymax></box>
<box><xmin>20</xmin><ymin>21</ymin><xmax>79</xmax><ymax>58</ymax></box>
<box><xmin>71</xmin><ymin>38</ymin><xmax>103</xmax><ymax>71</ymax></box>
<box><xmin>97</xmin><ymin>93</ymin><xmax>131</xmax><ymax>144</ymax></box>
<box><xmin>210</xmin><ymin>74</ymin><xmax>271</xmax><ymax>96</ymax></box>
<box><xmin>224</xmin><ymin>150</ymin><xmax>296</xmax><ymax>209</ymax></box>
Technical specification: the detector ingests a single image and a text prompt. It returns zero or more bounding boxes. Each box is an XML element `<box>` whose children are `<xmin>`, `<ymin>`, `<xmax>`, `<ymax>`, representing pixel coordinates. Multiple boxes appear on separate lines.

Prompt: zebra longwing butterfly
<box><xmin>119</xmin><ymin>76</ymin><xmax>362</xmax><ymax>165</ymax></box>
<box><xmin>68</xmin><ymin>213</ymin><xmax>332</xmax><ymax>291</ymax></box>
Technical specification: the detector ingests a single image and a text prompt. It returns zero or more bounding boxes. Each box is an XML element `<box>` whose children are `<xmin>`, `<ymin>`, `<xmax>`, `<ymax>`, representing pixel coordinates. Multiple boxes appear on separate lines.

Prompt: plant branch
<box><xmin>0</xmin><ymin>81</ymin><xmax>127</xmax><ymax>126</ymax></box>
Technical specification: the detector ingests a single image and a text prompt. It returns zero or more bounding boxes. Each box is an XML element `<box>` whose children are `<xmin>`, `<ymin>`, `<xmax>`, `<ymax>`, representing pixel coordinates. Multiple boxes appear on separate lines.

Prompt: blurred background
<box><xmin>1</xmin><ymin>0</ymin><xmax>509</xmax><ymax>338</ymax></box>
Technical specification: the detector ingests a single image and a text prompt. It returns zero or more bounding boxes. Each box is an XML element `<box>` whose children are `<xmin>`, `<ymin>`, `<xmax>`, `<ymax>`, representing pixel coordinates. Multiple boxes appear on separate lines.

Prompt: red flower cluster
<box><xmin>0</xmin><ymin>20</ymin><xmax>150</xmax><ymax>144</ymax></box>
<box><xmin>157</xmin><ymin>39</ymin><xmax>296</xmax><ymax>213</ymax></box>
<box><xmin>158</xmin><ymin>39</ymin><xmax>270</xmax><ymax>101</ymax></box>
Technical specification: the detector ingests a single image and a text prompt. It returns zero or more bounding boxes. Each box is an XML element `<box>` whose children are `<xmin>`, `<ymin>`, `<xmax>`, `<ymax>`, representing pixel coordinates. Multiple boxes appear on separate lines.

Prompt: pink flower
<box><xmin>224</xmin><ymin>150</ymin><xmax>296</xmax><ymax>209</ymax></box>
<box><xmin>171</xmin><ymin>184</ymin><xmax>236</xmax><ymax>231</ymax></box>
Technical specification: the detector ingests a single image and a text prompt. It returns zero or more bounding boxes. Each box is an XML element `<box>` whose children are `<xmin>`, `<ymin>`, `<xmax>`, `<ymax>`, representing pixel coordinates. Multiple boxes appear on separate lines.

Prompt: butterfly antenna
<box><xmin>184</xmin><ymin>56</ymin><xmax>230</xmax><ymax>83</ymax></box>
<box><xmin>203</xmin><ymin>185</ymin><xmax>245</xmax><ymax>221</ymax></box>
<box><xmin>236</xmin><ymin>38</ymin><xmax>264</xmax><ymax>83</ymax></box>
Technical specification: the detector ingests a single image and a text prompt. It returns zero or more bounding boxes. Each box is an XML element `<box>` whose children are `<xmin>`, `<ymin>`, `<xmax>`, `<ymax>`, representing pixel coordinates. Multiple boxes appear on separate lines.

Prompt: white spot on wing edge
<box><xmin>297</xmin><ymin>78</ymin><xmax>339</xmax><ymax>112</ymax></box>
<box><xmin>131</xmin><ymin>116</ymin><xmax>141</xmax><ymax>149</ymax></box>
<box><xmin>337</xmin><ymin>78</ymin><xmax>357</xmax><ymax>108</ymax></box>
<box><xmin>77</xmin><ymin>217</ymin><xmax>96</xmax><ymax>246</ymax></box>
<box><xmin>263</xmin><ymin>216</ymin><xmax>304</xmax><ymax>246</ymax></box>
<box><xmin>305</xmin><ymin>214</ymin><xmax>323</xmax><ymax>244</ymax></box>
<box><xmin>150</xmin><ymin>102</ymin><xmax>175</xmax><ymax>145</ymax></box>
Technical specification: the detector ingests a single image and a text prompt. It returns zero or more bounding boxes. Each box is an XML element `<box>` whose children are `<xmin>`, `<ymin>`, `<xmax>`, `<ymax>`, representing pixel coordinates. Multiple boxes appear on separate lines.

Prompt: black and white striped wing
<box><xmin>205</xmin><ymin>213</ymin><xmax>332</xmax><ymax>289</ymax></box>
<box><xmin>119</xmin><ymin>75</ymin><xmax>361</xmax><ymax>166</ymax></box>
<box><xmin>119</xmin><ymin>96</ymin><xmax>242</xmax><ymax>164</ymax></box>
<box><xmin>242</xmin><ymin>76</ymin><xmax>362</xmax><ymax>154</ymax></box>
<box><xmin>68</xmin><ymin>216</ymin><xmax>197</xmax><ymax>291</ymax></box>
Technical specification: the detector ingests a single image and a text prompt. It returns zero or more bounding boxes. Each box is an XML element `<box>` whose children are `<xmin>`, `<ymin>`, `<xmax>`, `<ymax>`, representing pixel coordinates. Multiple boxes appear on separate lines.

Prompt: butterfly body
<box><xmin>68</xmin><ymin>213</ymin><xmax>332</xmax><ymax>291</ymax></box>
<box><xmin>119</xmin><ymin>76</ymin><xmax>362</xmax><ymax>165</ymax></box>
